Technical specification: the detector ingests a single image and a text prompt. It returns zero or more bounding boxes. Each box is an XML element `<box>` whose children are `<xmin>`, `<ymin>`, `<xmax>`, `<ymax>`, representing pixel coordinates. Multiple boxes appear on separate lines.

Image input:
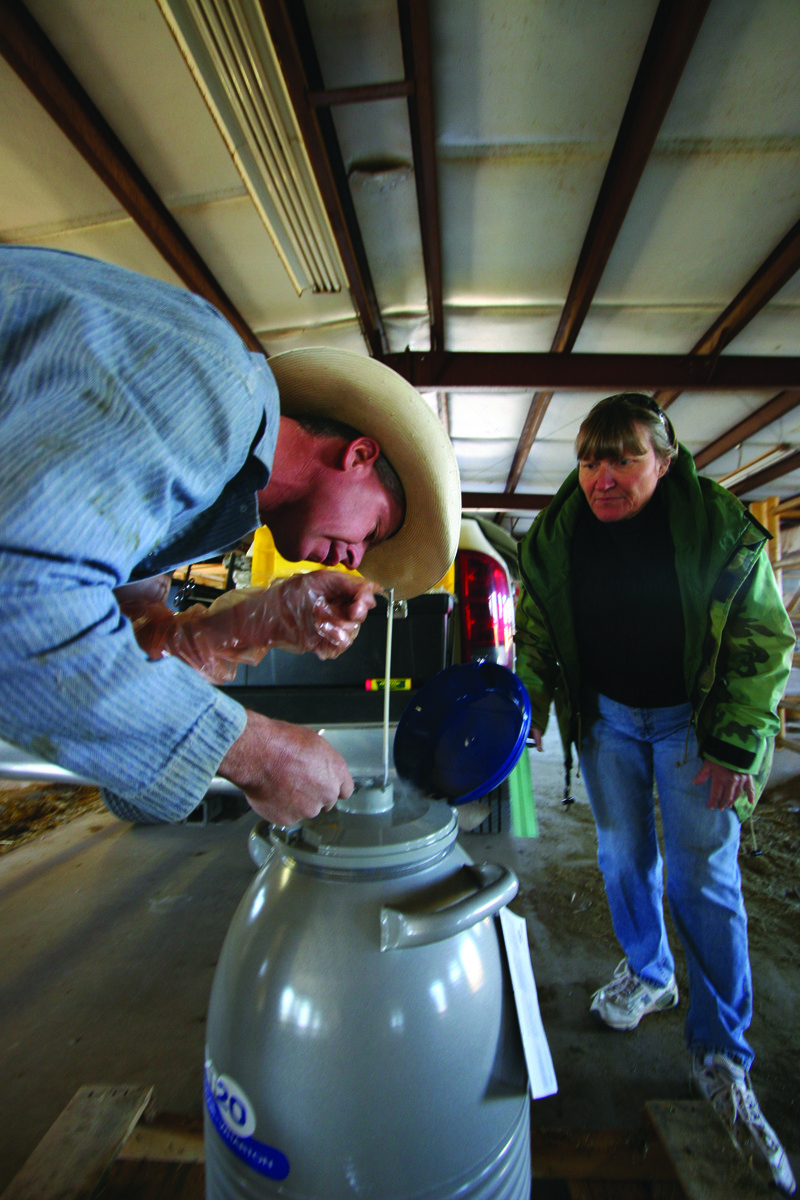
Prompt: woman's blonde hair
<box><xmin>575</xmin><ymin>393</ymin><xmax>678</xmax><ymax>464</ymax></box>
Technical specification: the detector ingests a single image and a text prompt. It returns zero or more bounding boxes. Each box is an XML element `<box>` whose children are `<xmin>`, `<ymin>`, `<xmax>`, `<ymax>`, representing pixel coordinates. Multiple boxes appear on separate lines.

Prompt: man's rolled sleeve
<box><xmin>101</xmin><ymin>685</ymin><xmax>246</xmax><ymax>823</ymax></box>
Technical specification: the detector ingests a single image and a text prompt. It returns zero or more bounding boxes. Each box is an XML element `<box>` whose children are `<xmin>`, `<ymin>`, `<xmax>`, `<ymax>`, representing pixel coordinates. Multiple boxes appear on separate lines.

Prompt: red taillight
<box><xmin>457</xmin><ymin>549</ymin><xmax>514</xmax><ymax>666</ymax></box>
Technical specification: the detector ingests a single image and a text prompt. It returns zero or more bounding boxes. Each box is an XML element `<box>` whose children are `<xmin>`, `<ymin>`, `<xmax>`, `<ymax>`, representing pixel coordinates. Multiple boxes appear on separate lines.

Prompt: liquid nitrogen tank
<box><xmin>204</xmin><ymin>778</ymin><xmax>531</xmax><ymax>1199</ymax></box>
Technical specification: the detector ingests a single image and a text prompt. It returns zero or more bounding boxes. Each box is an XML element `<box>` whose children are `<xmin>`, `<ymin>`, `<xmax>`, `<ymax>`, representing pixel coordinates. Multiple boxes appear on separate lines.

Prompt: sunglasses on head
<box><xmin>629</xmin><ymin>395</ymin><xmax>677</xmax><ymax>448</ymax></box>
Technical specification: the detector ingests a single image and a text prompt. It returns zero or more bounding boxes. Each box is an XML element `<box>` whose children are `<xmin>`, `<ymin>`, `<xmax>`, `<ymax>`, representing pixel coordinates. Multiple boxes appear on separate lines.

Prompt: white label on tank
<box><xmin>498</xmin><ymin>908</ymin><xmax>558</xmax><ymax>1099</ymax></box>
<box><xmin>205</xmin><ymin>1053</ymin><xmax>290</xmax><ymax>1180</ymax></box>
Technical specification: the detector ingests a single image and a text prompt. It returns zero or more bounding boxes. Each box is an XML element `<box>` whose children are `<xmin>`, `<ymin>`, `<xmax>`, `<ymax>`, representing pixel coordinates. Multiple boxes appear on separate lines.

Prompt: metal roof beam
<box><xmin>384</xmin><ymin>351</ymin><xmax>800</xmax><ymax>391</ymax></box>
<box><xmin>729</xmin><ymin>449</ymin><xmax>800</xmax><ymax>497</ymax></box>
<box><xmin>260</xmin><ymin>0</ymin><xmax>389</xmax><ymax>358</ymax></box>
<box><xmin>462</xmin><ymin>492</ymin><xmax>551</xmax><ymax>512</ymax></box>
<box><xmin>694</xmin><ymin>391</ymin><xmax>800</xmax><ymax>471</ymax></box>
<box><xmin>0</xmin><ymin>0</ymin><xmax>261</xmax><ymax>352</ymax></box>
<box><xmin>657</xmin><ymin>215</ymin><xmax>800</xmax><ymax>410</ymax></box>
<box><xmin>307</xmin><ymin>80</ymin><xmax>414</xmax><ymax>107</ymax></box>
<box><xmin>398</xmin><ymin>0</ymin><xmax>444</xmax><ymax>352</ymax></box>
<box><xmin>505</xmin><ymin>0</ymin><xmax>712</xmax><ymax>493</ymax></box>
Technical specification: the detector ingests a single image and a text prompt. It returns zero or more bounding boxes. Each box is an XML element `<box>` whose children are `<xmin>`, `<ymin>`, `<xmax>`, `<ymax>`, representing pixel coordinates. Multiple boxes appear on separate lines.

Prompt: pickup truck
<box><xmin>214</xmin><ymin>516</ymin><xmax>518</xmax><ymax>724</ymax></box>
<box><xmin>211</xmin><ymin>515</ymin><xmax>523</xmax><ymax>832</ymax></box>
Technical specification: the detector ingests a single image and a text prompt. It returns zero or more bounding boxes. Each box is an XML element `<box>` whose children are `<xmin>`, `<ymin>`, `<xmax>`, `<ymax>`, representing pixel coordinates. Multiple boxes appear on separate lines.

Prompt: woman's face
<box><xmin>578</xmin><ymin>422</ymin><xmax>669</xmax><ymax>522</ymax></box>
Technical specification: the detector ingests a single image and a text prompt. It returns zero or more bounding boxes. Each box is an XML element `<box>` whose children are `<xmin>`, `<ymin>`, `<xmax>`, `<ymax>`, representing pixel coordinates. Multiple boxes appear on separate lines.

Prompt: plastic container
<box><xmin>393</xmin><ymin>660</ymin><xmax>532</xmax><ymax>803</ymax></box>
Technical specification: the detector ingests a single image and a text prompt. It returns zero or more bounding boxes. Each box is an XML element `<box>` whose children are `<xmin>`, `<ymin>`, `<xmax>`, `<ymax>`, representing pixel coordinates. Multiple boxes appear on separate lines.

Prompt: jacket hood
<box><xmin>519</xmin><ymin>443</ymin><xmax>763</xmax><ymax>597</ymax></box>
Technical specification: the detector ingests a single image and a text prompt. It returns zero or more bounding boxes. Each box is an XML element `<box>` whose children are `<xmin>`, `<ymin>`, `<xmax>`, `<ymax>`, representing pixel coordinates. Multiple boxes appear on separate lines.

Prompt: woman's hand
<box><xmin>693</xmin><ymin>759</ymin><xmax>755</xmax><ymax>810</ymax></box>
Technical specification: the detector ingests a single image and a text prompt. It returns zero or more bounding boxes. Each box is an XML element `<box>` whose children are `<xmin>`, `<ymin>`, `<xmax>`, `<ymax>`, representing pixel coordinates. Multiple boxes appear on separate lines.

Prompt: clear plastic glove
<box><xmin>114</xmin><ymin>574</ymin><xmax>172</xmax><ymax>610</ymax></box>
<box><xmin>218</xmin><ymin>710</ymin><xmax>354</xmax><ymax>825</ymax></box>
<box><xmin>125</xmin><ymin>572</ymin><xmax>381</xmax><ymax>684</ymax></box>
<box><xmin>123</xmin><ymin>599</ymin><xmax>207</xmax><ymax>664</ymax></box>
<box><xmin>116</xmin><ymin>576</ymin><xmax>201</xmax><ymax>664</ymax></box>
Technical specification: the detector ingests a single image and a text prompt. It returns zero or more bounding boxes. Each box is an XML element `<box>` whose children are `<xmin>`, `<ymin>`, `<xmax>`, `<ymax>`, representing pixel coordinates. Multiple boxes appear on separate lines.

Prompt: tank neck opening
<box><xmin>337</xmin><ymin>779</ymin><xmax>395</xmax><ymax>814</ymax></box>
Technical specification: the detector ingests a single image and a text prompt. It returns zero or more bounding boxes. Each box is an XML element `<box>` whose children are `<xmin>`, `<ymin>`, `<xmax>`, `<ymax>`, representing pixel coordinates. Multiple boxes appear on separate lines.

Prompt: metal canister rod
<box><xmin>382</xmin><ymin>587</ymin><xmax>395</xmax><ymax>788</ymax></box>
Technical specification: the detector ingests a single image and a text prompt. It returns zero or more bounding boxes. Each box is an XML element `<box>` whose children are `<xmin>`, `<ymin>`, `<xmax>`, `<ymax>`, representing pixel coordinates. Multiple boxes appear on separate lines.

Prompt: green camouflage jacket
<box><xmin>515</xmin><ymin>444</ymin><xmax>795</xmax><ymax>820</ymax></box>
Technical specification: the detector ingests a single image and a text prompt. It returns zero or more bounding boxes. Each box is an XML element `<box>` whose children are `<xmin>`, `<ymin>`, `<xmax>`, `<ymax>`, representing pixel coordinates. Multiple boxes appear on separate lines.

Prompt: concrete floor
<box><xmin>0</xmin><ymin>721</ymin><xmax>798</xmax><ymax>1190</ymax></box>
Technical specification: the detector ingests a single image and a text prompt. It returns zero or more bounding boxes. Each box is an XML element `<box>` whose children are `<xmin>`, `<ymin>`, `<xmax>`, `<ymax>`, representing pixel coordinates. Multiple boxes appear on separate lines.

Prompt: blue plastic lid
<box><xmin>393</xmin><ymin>661</ymin><xmax>532</xmax><ymax>804</ymax></box>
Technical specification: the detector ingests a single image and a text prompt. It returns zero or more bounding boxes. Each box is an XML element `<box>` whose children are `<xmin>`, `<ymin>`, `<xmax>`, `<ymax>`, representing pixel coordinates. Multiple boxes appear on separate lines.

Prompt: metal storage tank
<box><xmin>204</xmin><ymin>778</ymin><xmax>531</xmax><ymax>1199</ymax></box>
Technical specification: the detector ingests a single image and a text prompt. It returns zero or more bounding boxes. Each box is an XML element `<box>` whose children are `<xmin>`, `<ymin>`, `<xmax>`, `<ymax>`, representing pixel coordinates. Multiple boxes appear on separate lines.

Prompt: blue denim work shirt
<box><xmin>0</xmin><ymin>246</ymin><xmax>280</xmax><ymax>821</ymax></box>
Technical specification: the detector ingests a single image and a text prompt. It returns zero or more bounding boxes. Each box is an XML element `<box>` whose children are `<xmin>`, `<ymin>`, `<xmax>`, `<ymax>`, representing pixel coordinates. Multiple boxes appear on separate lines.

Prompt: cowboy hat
<box><xmin>268</xmin><ymin>347</ymin><xmax>461</xmax><ymax>601</ymax></box>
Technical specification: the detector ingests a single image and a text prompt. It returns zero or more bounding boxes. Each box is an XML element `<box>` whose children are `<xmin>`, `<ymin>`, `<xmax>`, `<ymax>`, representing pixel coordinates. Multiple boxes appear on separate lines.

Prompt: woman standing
<box><xmin>515</xmin><ymin>393</ymin><xmax>795</xmax><ymax>1194</ymax></box>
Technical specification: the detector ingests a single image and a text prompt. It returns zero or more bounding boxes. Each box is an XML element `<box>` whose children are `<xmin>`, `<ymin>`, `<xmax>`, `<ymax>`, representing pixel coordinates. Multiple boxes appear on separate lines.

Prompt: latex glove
<box><xmin>164</xmin><ymin>572</ymin><xmax>380</xmax><ymax>681</ymax></box>
<box><xmin>114</xmin><ymin>574</ymin><xmax>172</xmax><ymax>611</ymax></box>
<box><xmin>693</xmin><ymin>759</ymin><xmax>756</xmax><ymax>810</ymax></box>
<box><xmin>117</xmin><ymin>577</ymin><xmax>209</xmax><ymax>664</ymax></box>
<box><xmin>218</xmin><ymin>710</ymin><xmax>353</xmax><ymax>824</ymax></box>
<box><xmin>127</xmin><ymin>572</ymin><xmax>381</xmax><ymax>684</ymax></box>
<box><xmin>124</xmin><ymin>599</ymin><xmax>208</xmax><ymax>662</ymax></box>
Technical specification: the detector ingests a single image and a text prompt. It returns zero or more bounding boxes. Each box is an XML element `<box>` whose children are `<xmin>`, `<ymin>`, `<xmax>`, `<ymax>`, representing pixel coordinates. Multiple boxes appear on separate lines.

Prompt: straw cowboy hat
<box><xmin>268</xmin><ymin>347</ymin><xmax>461</xmax><ymax>601</ymax></box>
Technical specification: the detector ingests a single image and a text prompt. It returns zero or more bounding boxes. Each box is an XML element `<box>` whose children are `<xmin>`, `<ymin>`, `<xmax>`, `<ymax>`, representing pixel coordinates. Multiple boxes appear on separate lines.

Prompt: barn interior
<box><xmin>1</xmin><ymin>0</ymin><xmax>800</xmax><ymax>1195</ymax></box>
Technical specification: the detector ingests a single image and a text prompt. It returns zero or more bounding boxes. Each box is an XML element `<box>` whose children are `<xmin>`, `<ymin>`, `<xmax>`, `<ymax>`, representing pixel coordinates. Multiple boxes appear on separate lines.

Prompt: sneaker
<box><xmin>691</xmin><ymin>1050</ymin><xmax>796</xmax><ymax>1195</ymax></box>
<box><xmin>589</xmin><ymin>958</ymin><xmax>679</xmax><ymax>1030</ymax></box>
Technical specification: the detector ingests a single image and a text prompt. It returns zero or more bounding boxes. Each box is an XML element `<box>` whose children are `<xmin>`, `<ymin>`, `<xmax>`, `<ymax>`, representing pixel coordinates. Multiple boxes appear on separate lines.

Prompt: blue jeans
<box><xmin>579</xmin><ymin>691</ymin><xmax>754</xmax><ymax>1067</ymax></box>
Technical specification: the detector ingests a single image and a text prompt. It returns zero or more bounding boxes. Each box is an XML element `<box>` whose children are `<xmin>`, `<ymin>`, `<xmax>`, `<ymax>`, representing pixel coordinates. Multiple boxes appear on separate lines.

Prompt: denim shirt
<box><xmin>0</xmin><ymin>246</ymin><xmax>279</xmax><ymax>821</ymax></box>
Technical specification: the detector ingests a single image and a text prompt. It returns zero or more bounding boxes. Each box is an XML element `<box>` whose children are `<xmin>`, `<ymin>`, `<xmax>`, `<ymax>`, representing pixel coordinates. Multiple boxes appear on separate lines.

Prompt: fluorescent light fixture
<box><xmin>716</xmin><ymin>445</ymin><xmax>795</xmax><ymax>489</ymax></box>
<box><xmin>159</xmin><ymin>0</ymin><xmax>346</xmax><ymax>296</ymax></box>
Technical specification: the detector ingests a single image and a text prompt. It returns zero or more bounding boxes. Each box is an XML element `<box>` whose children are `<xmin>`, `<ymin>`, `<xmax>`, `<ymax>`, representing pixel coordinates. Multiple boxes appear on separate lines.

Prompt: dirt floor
<box><xmin>495</xmin><ymin>727</ymin><xmax>800</xmax><ymax>1178</ymax></box>
<box><xmin>0</xmin><ymin>782</ymin><xmax>105</xmax><ymax>854</ymax></box>
<box><xmin>510</xmin><ymin>769</ymin><xmax>800</xmax><ymax>973</ymax></box>
<box><xmin>1</xmin><ymin>731</ymin><xmax>798</xmax><ymax>1190</ymax></box>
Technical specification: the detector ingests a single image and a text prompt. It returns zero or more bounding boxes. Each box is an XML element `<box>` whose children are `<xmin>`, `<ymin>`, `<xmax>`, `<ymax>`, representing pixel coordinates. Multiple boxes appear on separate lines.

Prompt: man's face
<box><xmin>266</xmin><ymin>465</ymin><xmax>404</xmax><ymax>571</ymax></box>
<box><xmin>578</xmin><ymin>424</ymin><xmax>668</xmax><ymax>522</ymax></box>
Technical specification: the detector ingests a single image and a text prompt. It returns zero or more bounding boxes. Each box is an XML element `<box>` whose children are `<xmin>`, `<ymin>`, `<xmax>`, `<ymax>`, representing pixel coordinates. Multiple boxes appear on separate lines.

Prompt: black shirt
<box><xmin>571</xmin><ymin>488</ymin><xmax>688</xmax><ymax>708</ymax></box>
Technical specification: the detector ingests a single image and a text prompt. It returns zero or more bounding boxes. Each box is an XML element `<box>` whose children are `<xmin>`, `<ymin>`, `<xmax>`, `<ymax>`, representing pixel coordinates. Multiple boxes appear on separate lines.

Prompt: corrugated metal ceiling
<box><xmin>1</xmin><ymin>0</ymin><xmax>799</xmax><ymax>541</ymax></box>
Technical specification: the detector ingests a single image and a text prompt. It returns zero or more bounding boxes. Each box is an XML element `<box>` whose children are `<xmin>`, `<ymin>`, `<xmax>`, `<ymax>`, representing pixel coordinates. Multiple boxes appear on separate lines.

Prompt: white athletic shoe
<box><xmin>589</xmin><ymin>958</ymin><xmax>679</xmax><ymax>1030</ymax></box>
<box><xmin>692</xmin><ymin>1050</ymin><xmax>796</xmax><ymax>1195</ymax></box>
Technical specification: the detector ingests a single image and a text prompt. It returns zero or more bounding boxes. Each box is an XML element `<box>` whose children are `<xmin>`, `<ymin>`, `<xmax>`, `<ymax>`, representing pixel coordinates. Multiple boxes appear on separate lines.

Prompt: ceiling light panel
<box><xmin>716</xmin><ymin>445</ymin><xmax>795</xmax><ymax>489</ymax></box>
<box><xmin>159</xmin><ymin>0</ymin><xmax>345</xmax><ymax>295</ymax></box>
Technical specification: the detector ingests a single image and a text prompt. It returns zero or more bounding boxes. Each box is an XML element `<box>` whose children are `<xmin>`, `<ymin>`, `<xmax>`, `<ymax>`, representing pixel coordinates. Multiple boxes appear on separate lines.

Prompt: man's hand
<box><xmin>114</xmin><ymin>574</ymin><xmax>172</xmax><ymax>611</ymax></box>
<box><xmin>529</xmin><ymin>728</ymin><xmax>544</xmax><ymax>752</ymax></box>
<box><xmin>693</xmin><ymin>759</ymin><xmax>756</xmax><ymax>810</ymax></box>
<box><xmin>218</xmin><ymin>710</ymin><xmax>353</xmax><ymax>825</ymax></box>
<box><xmin>161</xmin><ymin>572</ymin><xmax>381</xmax><ymax>681</ymax></box>
<box><xmin>276</xmin><ymin>571</ymin><xmax>381</xmax><ymax>658</ymax></box>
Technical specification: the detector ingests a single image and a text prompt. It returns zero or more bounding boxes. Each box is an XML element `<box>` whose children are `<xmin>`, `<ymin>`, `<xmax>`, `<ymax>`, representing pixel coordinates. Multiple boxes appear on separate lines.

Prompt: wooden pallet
<box><xmin>531</xmin><ymin>1100</ymin><xmax>773</xmax><ymax>1200</ymax></box>
<box><xmin>0</xmin><ymin>1086</ymin><xmax>776</xmax><ymax>1199</ymax></box>
<box><xmin>778</xmin><ymin>693</ymin><xmax>800</xmax><ymax>750</ymax></box>
<box><xmin>0</xmin><ymin>1086</ymin><xmax>203</xmax><ymax>1200</ymax></box>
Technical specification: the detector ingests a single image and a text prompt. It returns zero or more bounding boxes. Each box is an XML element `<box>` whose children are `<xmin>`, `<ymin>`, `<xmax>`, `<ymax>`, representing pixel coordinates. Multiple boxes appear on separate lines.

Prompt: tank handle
<box><xmin>248</xmin><ymin>819</ymin><xmax>275</xmax><ymax>869</ymax></box>
<box><xmin>380</xmin><ymin>862</ymin><xmax>518</xmax><ymax>951</ymax></box>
